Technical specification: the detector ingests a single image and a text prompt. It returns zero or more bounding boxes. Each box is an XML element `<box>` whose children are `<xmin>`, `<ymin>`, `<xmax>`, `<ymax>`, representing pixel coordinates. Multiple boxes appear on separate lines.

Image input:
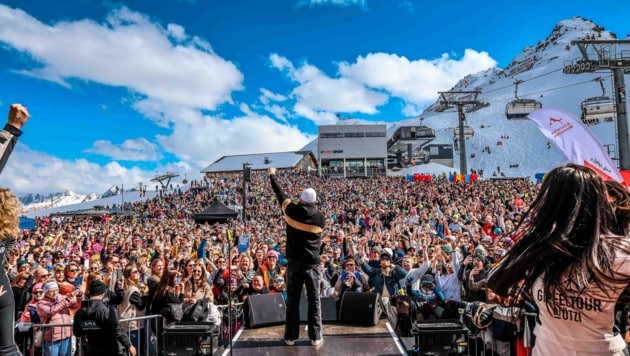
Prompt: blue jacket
<box><xmin>360</xmin><ymin>262</ymin><xmax>408</xmax><ymax>296</ymax></box>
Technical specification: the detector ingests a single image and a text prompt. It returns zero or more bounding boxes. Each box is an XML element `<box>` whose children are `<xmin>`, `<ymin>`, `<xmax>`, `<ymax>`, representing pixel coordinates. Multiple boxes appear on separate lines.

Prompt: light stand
<box><xmin>225</xmin><ymin>220</ymin><xmax>234</xmax><ymax>356</ymax></box>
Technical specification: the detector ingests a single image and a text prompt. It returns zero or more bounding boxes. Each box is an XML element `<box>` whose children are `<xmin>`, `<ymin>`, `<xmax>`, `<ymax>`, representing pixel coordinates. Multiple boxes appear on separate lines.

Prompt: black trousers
<box><xmin>284</xmin><ymin>260</ymin><xmax>322</xmax><ymax>341</ymax></box>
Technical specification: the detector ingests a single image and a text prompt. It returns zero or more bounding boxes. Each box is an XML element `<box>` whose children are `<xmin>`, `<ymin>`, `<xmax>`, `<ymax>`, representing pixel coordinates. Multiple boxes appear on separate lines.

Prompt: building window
<box><xmin>320</xmin><ymin>133</ymin><xmax>344</xmax><ymax>138</ymax></box>
<box><xmin>344</xmin><ymin>132</ymin><xmax>365</xmax><ymax>138</ymax></box>
<box><xmin>365</xmin><ymin>132</ymin><xmax>386</xmax><ymax>137</ymax></box>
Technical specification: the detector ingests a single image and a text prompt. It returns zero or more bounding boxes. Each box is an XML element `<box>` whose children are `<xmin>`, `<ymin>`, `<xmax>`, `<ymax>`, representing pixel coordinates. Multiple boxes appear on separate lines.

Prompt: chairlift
<box><xmin>505</xmin><ymin>80</ymin><xmax>542</xmax><ymax>120</ymax></box>
<box><xmin>580</xmin><ymin>77</ymin><xmax>616</xmax><ymax>126</ymax></box>
<box><xmin>182</xmin><ymin>174</ymin><xmax>188</xmax><ymax>185</ymax></box>
<box><xmin>453</xmin><ymin>126</ymin><xmax>474</xmax><ymax>140</ymax></box>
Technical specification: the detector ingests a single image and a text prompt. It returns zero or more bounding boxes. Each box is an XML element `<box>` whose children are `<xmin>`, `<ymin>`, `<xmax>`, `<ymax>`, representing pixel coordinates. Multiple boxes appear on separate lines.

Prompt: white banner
<box><xmin>527</xmin><ymin>108</ymin><xmax>623</xmax><ymax>182</ymax></box>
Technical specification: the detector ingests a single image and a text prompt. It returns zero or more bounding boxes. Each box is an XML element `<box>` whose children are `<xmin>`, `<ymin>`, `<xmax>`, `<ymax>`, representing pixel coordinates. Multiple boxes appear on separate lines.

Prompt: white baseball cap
<box><xmin>300</xmin><ymin>188</ymin><xmax>317</xmax><ymax>203</ymax></box>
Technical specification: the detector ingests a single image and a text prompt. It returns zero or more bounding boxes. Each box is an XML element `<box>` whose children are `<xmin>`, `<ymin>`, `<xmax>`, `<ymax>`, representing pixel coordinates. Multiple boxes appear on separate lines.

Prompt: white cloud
<box><xmin>259</xmin><ymin>89</ymin><xmax>290</xmax><ymax>123</ymax></box>
<box><xmin>0</xmin><ymin>145</ymin><xmax>154</xmax><ymax>195</ymax></box>
<box><xmin>260</xmin><ymin>88</ymin><xmax>287</xmax><ymax>103</ymax></box>
<box><xmin>156</xmin><ymin>107</ymin><xmax>312</xmax><ymax>167</ymax></box>
<box><xmin>84</xmin><ymin>138</ymin><xmax>162</xmax><ymax>161</ymax></box>
<box><xmin>270</xmin><ymin>54</ymin><xmax>388</xmax><ymax>124</ymax></box>
<box><xmin>298</xmin><ymin>0</ymin><xmax>367</xmax><ymax>9</ymax></box>
<box><xmin>166</xmin><ymin>23</ymin><xmax>186</xmax><ymax>41</ymax></box>
<box><xmin>339</xmin><ymin>50</ymin><xmax>497</xmax><ymax>106</ymax></box>
<box><xmin>0</xmin><ymin>5</ymin><xmax>243</xmax><ymax>112</ymax></box>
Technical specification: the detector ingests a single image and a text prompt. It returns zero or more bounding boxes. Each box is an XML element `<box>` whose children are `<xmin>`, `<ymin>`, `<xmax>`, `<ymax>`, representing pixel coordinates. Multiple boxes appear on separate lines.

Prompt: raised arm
<box><xmin>0</xmin><ymin>103</ymin><xmax>29</xmax><ymax>175</ymax></box>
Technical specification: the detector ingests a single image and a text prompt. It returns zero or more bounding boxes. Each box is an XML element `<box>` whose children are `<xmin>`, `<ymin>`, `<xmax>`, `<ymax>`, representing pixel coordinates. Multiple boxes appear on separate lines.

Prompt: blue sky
<box><xmin>0</xmin><ymin>0</ymin><xmax>627</xmax><ymax>195</ymax></box>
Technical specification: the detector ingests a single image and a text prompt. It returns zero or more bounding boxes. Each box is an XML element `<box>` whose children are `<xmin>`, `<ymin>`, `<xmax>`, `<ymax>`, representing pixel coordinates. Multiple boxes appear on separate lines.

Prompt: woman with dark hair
<box><xmin>151</xmin><ymin>269</ymin><xmax>184</xmax><ymax>339</ymax></box>
<box><xmin>487</xmin><ymin>164</ymin><xmax>630</xmax><ymax>355</ymax></box>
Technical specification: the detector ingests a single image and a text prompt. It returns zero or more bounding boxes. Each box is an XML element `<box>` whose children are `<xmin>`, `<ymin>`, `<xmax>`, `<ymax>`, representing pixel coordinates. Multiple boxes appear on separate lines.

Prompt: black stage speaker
<box><xmin>412</xmin><ymin>319</ymin><xmax>469</xmax><ymax>355</ymax></box>
<box><xmin>338</xmin><ymin>292</ymin><xmax>380</xmax><ymax>326</ymax></box>
<box><xmin>299</xmin><ymin>296</ymin><xmax>337</xmax><ymax>322</ymax></box>
<box><xmin>247</xmin><ymin>293</ymin><xmax>286</xmax><ymax>328</ymax></box>
<box><xmin>163</xmin><ymin>322</ymin><xmax>219</xmax><ymax>356</ymax></box>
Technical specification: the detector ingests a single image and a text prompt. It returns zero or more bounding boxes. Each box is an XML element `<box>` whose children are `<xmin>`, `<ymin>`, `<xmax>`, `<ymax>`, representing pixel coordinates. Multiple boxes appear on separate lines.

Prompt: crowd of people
<box><xmin>2</xmin><ymin>103</ymin><xmax>630</xmax><ymax>356</ymax></box>
<box><xmin>6</xmin><ymin>164</ymin><xmax>540</xmax><ymax>355</ymax></box>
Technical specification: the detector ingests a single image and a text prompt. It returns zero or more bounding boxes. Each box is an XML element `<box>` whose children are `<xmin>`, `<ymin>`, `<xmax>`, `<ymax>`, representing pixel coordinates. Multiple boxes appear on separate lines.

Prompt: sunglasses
<box><xmin>69</xmin><ymin>269</ymin><xmax>79</xmax><ymax>272</ymax></box>
<box><xmin>33</xmin><ymin>291</ymin><xmax>44</xmax><ymax>295</ymax></box>
<box><xmin>187</xmin><ymin>264</ymin><xmax>196</xmax><ymax>268</ymax></box>
<box><xmin>274</xmin><ymin>279</ymin><xmax>284</xmax><ymax>283</ymax></box>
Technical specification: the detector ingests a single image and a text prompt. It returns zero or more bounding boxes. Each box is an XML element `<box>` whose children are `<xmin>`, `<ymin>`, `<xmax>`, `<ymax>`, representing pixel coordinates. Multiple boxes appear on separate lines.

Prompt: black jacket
<box><xmin>73</xmin><ymin>299</ymin><xmax>131</xmax><ymax>356</ymax></box>
<box><xmin>270</xmin><ymin>174</ymin><xmax>325</xmax><ymax>265</ymax></box>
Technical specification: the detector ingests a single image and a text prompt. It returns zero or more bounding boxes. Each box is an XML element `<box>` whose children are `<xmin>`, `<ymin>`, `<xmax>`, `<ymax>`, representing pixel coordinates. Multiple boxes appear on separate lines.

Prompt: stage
<box><xmin>220</xmin><ymin>320</ymin><xmax>407</xmax><ymax>356</ymax></box>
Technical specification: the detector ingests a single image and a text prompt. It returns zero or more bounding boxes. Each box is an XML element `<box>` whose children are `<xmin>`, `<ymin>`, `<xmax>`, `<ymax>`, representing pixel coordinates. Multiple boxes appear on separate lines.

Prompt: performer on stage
<box><xmin>488</xmin><ymin>164</ymin><xmax>630</xmax><ymax>355</ymax></box>
<box><xmin>268</xmin><ymin>167</ymin><xmax>325</xmax><ymax>346</ymax></box>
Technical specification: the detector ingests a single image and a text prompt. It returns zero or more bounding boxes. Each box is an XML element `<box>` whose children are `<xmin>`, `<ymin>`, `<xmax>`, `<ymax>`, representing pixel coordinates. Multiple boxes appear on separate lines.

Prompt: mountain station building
<box><xmin>317</xmin><ymin>124</ymin><xmax>387</xmax><ymax>178</ymax></box>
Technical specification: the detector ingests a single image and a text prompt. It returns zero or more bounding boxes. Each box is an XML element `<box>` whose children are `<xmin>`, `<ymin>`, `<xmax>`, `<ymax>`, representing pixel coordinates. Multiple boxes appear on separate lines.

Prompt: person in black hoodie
<box><xmin>73</xmin><ymin>280</ymin><xmax>136</xmax><ymax>356</ymax></box>
<box><xmin>269</xmin><ymin>167</ymin><xmax>325</xmax><ymax>347</ymax></box>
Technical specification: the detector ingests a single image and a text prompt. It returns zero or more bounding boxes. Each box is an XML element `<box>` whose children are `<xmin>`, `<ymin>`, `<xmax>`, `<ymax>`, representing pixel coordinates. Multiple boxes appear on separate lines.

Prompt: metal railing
<box><xmin>17</xmin><ymin>303</ymin><xmax>247</xmax><ymax>356</ymax></box>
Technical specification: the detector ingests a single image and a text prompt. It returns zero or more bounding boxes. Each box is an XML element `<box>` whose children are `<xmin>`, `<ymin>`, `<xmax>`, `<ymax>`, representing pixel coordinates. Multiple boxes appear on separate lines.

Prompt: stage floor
<box><xmin>221</xmin><ymin>320</ymin><xmax>406</xmax><ymax>356</ymax></box>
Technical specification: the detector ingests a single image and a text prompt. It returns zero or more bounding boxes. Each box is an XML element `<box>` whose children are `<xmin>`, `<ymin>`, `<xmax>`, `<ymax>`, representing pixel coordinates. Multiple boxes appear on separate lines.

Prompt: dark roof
<box><xmin>51</xmin><ymin>206</ymin><xmax>135</xmax><ymax>217</ymax></box>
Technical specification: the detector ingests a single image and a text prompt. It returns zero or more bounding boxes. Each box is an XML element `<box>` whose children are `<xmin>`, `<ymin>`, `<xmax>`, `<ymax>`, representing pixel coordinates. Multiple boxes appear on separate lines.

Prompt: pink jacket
<box><xmin>36</xmin><ymin>295</ymin><xmax>81</xmax><ymax>342</ymax></box>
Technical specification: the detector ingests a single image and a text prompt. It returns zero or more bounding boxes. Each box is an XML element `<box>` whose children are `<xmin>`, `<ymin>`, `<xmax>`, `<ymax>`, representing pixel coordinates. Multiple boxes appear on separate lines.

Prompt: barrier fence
<box><xmin>17</xmin><ymin>302</ymin><xmax>246</xmax><ymax>356</ymax></box>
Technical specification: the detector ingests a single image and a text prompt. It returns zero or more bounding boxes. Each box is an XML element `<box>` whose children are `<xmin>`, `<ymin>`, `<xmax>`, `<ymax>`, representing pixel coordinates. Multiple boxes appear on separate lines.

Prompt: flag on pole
<box><xmin>527</xmin><ymin>108</ymin><xmax>623</xmax><ymax>183</ymax></box>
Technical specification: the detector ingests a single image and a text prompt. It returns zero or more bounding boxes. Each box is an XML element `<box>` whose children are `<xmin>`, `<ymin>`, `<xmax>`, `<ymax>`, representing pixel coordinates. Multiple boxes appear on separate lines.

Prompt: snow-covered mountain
<box><xmin>20</xmin><ymin>191</ymin><xmax>100</xmax><ymax>212</ymax></box>
<box><xmin>396</xmin><ymin>17</ymin><xmax>626</xmax><ymax>177</ymax></box>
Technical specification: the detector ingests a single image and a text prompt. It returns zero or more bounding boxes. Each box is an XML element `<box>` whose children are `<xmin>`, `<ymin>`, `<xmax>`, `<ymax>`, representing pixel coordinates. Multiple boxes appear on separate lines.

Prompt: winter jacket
<box><xmin>36</xmin><ymin>294</ymin><xmax>81</xmax><ymax>342</ymax></box>
<box><xmin>118</xmin><ymin>285</ymin><xmax>146</xmax><ymax>332</ymax></box>
<box><xmin>360</xmin><ymin>262</ymin><xmax>408</xmax><ymax>296</ymax></box>
<box><xmin>73</xmin><ymin>299</ymin><xmax>132</xmax><ymax>356</ymax></box>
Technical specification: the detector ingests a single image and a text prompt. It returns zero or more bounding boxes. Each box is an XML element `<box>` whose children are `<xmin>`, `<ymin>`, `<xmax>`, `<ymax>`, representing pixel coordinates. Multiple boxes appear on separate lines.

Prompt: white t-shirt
<box><xmin>532</xmin><ymin>247</ymin><xmax>630</xmax><ymax>355</ymax></box>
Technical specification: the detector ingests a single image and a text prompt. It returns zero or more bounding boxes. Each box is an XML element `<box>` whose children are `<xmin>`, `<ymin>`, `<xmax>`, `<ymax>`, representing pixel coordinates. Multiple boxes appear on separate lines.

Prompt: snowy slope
<box><xmin>389</xmin><ymin>17</ymin><xmax>624</xmax><ymax>177</ymax></box>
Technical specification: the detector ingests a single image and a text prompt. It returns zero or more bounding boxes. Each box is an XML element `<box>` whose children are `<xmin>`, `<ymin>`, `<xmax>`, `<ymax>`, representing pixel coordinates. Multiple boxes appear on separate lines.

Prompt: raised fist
<box><xmin>8</xmin><ymin>103</ymin><xmax>29</xmax><ymax>130</ymax></box>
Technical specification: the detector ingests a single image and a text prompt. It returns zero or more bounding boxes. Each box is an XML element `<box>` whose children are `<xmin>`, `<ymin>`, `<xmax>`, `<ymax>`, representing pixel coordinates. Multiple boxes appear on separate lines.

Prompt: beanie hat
<box><xmin>300</xmin><ymin>188</ymin><xmax>317</xmax><ymax>204</ymax></box>
<box><xmin>31</xmin><ymin>282</ymin><xmax>44</xmax><ymax>293</ymax></box>
<box><xmin>89</xmin><ymin>280</ymin><xmax>108</xmax><ymax>296</ymax></box>
<box><xmin>266</xmin><ymin>250</ymin><xmax>279</xmax><ymax>259</ymax></box>
<box><xmin>43</xmin><ymin>282</ymin><xmax>58</xmax><ymax>293</ymax></box>
<box><xmin>473</xmin><ymin>255</ymin><xmax>486</xmax><ymax>265</ymax></box>
<box><xmin>420</xmin><ymin>274</ymin><xmax>435</xmax><ymax>284</ymax></box>
<box><xmin>474</xmin><ymin>245</ymin><xmax>487</xmax><ymax>257</ymax></box>
<box><xmin>17</xmin><ymin>260</ymin><xmax>30</xmax><ymax>269</ymax></box>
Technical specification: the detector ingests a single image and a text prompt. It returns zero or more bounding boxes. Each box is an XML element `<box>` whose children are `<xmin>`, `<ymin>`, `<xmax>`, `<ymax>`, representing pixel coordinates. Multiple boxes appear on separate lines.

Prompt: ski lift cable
<box><xmin>482</xmin><ymin>68</ymin><xmax>563</xmax><ymax>95</ymax></box>
<box><xmin>475</xmin><ymin>77</ymin><xmax>605</xmax><ymax>107</ymax></box>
